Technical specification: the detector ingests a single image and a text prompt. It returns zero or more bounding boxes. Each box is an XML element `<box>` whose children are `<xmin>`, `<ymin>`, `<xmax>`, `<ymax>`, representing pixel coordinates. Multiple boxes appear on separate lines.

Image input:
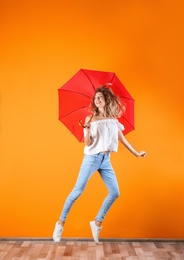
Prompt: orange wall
<box><xmin>0</xmin><ymin>0</ymin><xmax>184</xmax><ymax>238</ymax></box>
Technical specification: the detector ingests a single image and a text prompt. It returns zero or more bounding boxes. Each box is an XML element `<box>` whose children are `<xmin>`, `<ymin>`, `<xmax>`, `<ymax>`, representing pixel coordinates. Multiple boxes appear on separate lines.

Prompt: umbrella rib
<box><xmin>59</xmin><ymin>89</ymin><xmax>91</xmax><ymax>99</ymax></box>
<box><xmin>81</xmin><ymin>69</ymin><xmax>96</xmax><ymax>91</ymax></box>
<box><xmin>121</xmin><ymin>116</ymin><xmax>135</xmax><ymax>129</ymax></box>
<box><xmin>112</xmin><ymin>73</ymin><xmax>115</xmax><ymax>83</ymax></box>
<box><xmin>59</xmin><ymin>106</ymin><xmax>89</xmax><ymax>119</ymax></box>
<box><xmin>120</xmin><ymin>96</ymin><xmax>134</xmax><ymax>101</ymax></box>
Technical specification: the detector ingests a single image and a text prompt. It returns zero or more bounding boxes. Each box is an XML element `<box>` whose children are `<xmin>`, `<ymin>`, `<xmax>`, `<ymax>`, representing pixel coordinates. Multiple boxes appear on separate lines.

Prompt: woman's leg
<box><xmin>59</xmin><ymin>154</ymin><xmax>101</xmax><ymax>222</ymax></box>
<box><xmin>53</xmin><ymin>154</ymin><xmax>101</xmax><ymax>242</ymax></box>
<box><xmin>95</xmin><ymin>153</ymin><xmax>120</xmax><ymax>223</ymax></box>
<box><xmin>89</xmin><ymin>153</ymin><xmax>120</xmax><ymax>243</ymax></box>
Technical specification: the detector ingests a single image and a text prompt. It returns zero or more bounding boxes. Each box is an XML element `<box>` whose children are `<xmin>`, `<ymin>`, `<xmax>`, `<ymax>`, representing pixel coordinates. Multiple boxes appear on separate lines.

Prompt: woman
<box><xmin>53</xmin><ymin>85</ymin><xmax>146</xmax><ymax>243</ymax></box>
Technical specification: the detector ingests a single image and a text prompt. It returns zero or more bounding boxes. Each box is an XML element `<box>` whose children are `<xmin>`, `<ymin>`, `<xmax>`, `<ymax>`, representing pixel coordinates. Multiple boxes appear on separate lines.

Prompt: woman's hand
<box><xmin>84</xmin><ymin>122</ymin><xmax>91</xmax><ymax>129</ymax></box>
<box><xmin>137</xmin><ymin>151</ymin><xmax>146</xmax><ymax>157</ymax></box>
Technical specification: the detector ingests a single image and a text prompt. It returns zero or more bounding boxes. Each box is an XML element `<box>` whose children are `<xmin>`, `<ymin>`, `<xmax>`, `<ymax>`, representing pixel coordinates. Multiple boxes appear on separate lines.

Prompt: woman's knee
<box><xmin>71</xmin><ymin>187</ymin><xmax>83</xmax><ymax>200</ymax></box>
<box><xmin>110</xmin><ymin>189</ymin><xmax>120</xmax><ymax>200</ymax></box>
<box><xmin>115</xmin><ymin>190</ymin><xmax>120</xmax><ymax>198</ymax></box>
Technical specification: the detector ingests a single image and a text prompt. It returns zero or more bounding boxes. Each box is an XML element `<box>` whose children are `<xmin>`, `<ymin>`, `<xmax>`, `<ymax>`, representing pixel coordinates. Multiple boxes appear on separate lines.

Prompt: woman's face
<box><xmin>94</xmin><ymin>92</ymin><xmax>105</xmax><ymax>108</ymax></box>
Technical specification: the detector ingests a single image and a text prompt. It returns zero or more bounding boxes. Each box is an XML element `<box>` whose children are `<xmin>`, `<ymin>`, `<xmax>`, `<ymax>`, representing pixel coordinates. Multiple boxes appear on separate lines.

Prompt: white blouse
<box><xmin>84</xmin><ymin>118</ymin><xmax>124</xmax><ymax>155</ymax></box>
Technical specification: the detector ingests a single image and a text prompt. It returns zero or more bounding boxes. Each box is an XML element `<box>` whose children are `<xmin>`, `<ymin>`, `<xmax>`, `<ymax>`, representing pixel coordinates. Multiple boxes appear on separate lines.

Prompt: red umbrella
<box><xmin>58</xmin><ymin>69</ymin><xmax>134</xmax><ymax>142</ymax></box>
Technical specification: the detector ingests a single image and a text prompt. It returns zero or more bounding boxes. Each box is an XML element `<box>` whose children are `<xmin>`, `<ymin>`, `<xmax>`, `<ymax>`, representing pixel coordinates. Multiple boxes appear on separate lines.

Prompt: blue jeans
<box><xmin>59</xmin><ymin>152</ymin><xmax>120</xmax><ymax>223</ymax></box>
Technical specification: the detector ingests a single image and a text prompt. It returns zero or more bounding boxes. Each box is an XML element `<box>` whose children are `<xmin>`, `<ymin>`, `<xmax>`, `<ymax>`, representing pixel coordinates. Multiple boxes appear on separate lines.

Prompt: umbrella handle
<box><xmin>78</xmin><ymin>120</ymin><xmax>86</xmax><ymax>128</ymax></box>
<box><xmin>78</xmin><ymin>115</ymin><xmax>93</xmax><ymax>128</ymax></box>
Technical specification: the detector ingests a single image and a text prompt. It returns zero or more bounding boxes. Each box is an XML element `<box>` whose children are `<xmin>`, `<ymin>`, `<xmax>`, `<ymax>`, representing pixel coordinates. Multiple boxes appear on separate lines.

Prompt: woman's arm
<box><xmin>84</xmin><ymin>116</ymin><xmax>93</xmax><ymax>146</ymax></box>
<box><xmin>118</xmin><ymin>131</ymin><xmax>146</xmax><ymax>157</ymax></box>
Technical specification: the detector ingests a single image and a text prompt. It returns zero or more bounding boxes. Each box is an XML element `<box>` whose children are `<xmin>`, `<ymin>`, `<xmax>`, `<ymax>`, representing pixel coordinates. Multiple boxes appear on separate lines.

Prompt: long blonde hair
<box><xmin>91</xmin><ymin>85</ymin><xmax>125</xmax><ymax>118</ymax></box>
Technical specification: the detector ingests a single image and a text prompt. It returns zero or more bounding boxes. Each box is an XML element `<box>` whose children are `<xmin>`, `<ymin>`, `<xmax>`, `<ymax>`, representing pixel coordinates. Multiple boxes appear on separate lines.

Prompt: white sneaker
<box><xmin>89</xmin><ymin>221</ymin><xmax>102</xmax><ymax>243</ymax></box>
<box><xmin>53</xmin><ymin>221</ymin><xmax>64</xmax><ymax>242</ymax></box>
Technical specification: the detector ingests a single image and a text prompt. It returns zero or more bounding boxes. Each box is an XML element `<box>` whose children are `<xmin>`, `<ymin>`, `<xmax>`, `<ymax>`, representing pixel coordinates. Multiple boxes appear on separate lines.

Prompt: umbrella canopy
<box><xmin>58</xmin><ymin>69</ymin><xmax>134</xmax><ymax>142</ymax></box>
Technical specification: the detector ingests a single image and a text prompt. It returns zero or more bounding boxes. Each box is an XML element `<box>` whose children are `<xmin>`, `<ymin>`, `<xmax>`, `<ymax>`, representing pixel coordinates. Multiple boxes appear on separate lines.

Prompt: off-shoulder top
<box><xmin>83</xmin><ymin>118</ymin><xmax>124</xmax><ymax>155</ymax></box>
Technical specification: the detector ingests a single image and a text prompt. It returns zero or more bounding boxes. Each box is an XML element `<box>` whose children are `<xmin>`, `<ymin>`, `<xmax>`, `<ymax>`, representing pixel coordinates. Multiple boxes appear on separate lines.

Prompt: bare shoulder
<box><xmin>85</xmin><ymin>114</ymin><xmax>93</xmax><ymax>123</ymax></box>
